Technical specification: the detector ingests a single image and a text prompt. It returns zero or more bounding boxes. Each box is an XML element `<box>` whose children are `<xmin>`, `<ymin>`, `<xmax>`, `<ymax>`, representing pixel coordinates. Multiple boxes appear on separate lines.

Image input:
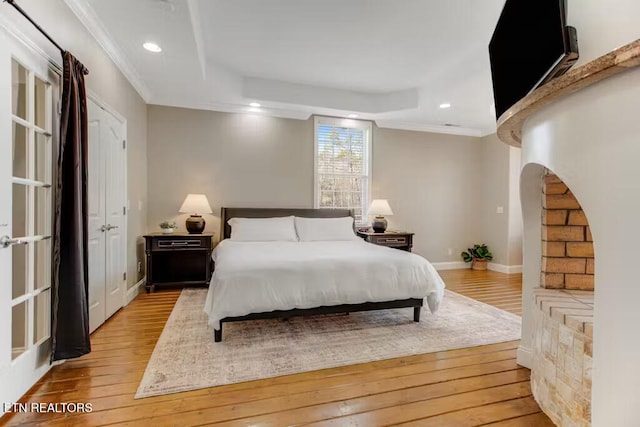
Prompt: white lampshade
<box><xmin>368</xmin><ymin>199</ymin><xmax>393</xmax><ymax>216</ymax></box>
<box><xmin>179</xmin><ymin>194</ymin><xmax>213</xmax><ymax>214</ymax></box>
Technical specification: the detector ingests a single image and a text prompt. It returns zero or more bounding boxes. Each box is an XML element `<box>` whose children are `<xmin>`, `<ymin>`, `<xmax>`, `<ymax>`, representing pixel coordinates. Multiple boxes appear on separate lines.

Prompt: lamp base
<box><xmin>185</xmin><ymin>215</ymin><xmax>205</xmax><ymax>234</ymax></box>
<box><xmin>371</xmin><ymin>216</ymin><xmax>388</xmax><ymax>233</ymax></box>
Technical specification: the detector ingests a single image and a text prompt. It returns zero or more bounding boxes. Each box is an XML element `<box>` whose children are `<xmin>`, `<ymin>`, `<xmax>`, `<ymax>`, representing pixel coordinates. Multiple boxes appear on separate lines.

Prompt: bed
<box><xmin>204</xmin><ymin>208</ymin><xmax>446</xmax><ymax>342</ymax></box>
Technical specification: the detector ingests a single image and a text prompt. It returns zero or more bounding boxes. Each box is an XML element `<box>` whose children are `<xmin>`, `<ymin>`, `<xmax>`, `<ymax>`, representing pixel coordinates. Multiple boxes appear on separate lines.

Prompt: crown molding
<box><xmin>375</xmin><ymin>119</ymin><xmax>484</xmax><ymax>137</ymax></box>
<box><xmin>149</xmin><ymin>98</ymin><xmax>313</xmax><ymax>121</ymax></box>
<box><xmin>64</xmin><ymin>0</ymin><xmax>152</xmax><ymax>102</ymax></box>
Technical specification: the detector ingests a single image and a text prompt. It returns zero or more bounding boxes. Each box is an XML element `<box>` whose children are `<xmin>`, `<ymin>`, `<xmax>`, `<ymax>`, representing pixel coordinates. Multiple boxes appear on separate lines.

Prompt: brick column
<box><xmin>541</xmin><ymin>172</ymin><xmax>595</xmax><ymax>290</ymax></box>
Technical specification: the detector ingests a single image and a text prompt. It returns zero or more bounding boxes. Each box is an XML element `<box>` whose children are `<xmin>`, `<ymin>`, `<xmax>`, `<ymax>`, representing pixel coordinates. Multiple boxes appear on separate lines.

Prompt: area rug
<box><xmin>135</xmin><ymin>288</ymin><xmax>521</xmax><ymax>398</ymax></box>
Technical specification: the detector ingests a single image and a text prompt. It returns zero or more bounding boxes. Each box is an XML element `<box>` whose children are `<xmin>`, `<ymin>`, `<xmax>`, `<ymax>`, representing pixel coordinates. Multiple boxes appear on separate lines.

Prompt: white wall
<box><xmin>567</xmin><ymin>0</ymin><xmax>640</xmax><ymax>67</ymax></box>
<box><xmin>520</xmin><ymin>66</ymin><xmax>640</xmax><ymax>426</ymax></box>
<box><xmin>519</xmin><ymin>5</ymin><xmax>640</xmax><ymax>420</ymax></box>
<box><xmin>0</xmin><ymin>0</ymin><xmax>148</xmax><ymax>288</ymax></box>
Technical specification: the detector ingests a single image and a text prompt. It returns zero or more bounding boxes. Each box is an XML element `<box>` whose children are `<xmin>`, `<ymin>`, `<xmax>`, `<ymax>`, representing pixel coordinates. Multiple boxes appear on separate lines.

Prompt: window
<box><xmin>314</xmin><ymin>116</ymin><xmax>372</xmax><ymax>224</ymax></box>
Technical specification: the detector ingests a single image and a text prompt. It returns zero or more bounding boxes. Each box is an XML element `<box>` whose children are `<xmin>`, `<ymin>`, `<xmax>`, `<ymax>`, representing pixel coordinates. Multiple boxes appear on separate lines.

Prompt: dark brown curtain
<box><xmin>51</xmin><ymin>51</ymin><xmax>91</xmax><ymax>361</ymax></box>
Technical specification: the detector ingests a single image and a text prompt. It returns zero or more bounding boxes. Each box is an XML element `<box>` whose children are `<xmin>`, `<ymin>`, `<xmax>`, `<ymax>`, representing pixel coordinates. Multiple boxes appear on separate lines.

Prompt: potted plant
<box><xmin>461</xmin><ymin>244</ymin><xmax>493</xmax><ymax>270</ymax></box>
<box><xmin>159</xmin><ymin>221</ymin><xmax>177</xmax><ymax>234</ymax></box>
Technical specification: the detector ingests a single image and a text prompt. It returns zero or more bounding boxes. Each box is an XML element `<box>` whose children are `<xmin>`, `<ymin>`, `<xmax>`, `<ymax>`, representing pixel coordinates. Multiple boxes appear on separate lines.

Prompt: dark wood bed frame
<box><xmin>214</xmin><ymin>207</ymin><xmax>423</xmax><ymax>342</ymax></box>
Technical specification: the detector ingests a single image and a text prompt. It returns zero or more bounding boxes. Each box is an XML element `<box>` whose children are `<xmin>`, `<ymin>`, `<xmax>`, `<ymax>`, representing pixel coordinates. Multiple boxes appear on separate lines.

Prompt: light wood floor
<box><xmin>1</xmin><ymin>269</ymin><xmax>553</xmax><ymax>426</ymax></box>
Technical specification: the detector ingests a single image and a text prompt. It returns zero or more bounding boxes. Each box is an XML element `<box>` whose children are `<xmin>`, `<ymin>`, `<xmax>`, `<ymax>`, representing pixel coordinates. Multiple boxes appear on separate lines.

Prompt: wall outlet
<box><xmin>447</xmin><ymin>248</ymin><xmax>453</xmax><ymax>256</ymax></box>
<box><xmin>496</xmin><ymin>206</ymin><xmax>504</xmax><ymax>214</ymax></box>
<box><xmin>137</xmin><ymin>261</ymin><xmax>142</xmax><ymax>273</ymax></box>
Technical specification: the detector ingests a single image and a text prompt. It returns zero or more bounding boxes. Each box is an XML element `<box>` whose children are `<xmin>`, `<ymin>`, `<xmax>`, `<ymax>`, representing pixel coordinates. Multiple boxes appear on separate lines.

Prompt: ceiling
<box><xmin>68</xmin><ymin>0</ymin><xmax>506</xmax><ymax>136</ymax></box>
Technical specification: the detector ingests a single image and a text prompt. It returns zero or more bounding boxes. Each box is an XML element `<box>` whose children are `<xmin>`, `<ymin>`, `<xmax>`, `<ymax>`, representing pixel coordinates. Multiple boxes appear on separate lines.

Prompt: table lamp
<box><xmin>368</xmin><ymin>199</ymin><xmax>393</xmax><ymax>233</ymax></box>
<box><xmin>179</xmin><ymin>194</ymin><xmax>213</xmax><ymax>234</ymax></box>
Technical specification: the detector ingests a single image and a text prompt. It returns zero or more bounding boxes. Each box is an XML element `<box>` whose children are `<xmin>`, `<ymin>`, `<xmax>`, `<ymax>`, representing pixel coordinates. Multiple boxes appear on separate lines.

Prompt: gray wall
<box><xmin>479</xmin><ymin>133</ymin><xmax>522</xmax><ymax>267</ymax></box>
<box><xmin>479</xmin><ymin>133</ymin><xmax>510</xmax><ymax>265</ymax></box>
<box><xmin>147</xmin><ymin>106</ymin><xmax>313</xmax><ymax>240</ymax></box>
<box><xmin>1</xmin><ymin>0</ymin><xmax>148</xmax><ymax>287</ymax></box>
<box><xmin>372</xmin><ymin>127</ymin><xmax>483</xmax><ymax>262</ymax></box>
<box><xmin>148</xmin><ymin>106</ymin><xmax>504</xmax><ymax>264</ymax></box>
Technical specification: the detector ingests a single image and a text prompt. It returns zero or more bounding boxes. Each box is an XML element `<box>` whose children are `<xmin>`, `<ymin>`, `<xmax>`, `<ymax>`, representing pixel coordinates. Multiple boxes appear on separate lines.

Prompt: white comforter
<box><xmin>204</xmin><ymin>240</ymin><xmax>446</xmax><ymax>329</ymax></box>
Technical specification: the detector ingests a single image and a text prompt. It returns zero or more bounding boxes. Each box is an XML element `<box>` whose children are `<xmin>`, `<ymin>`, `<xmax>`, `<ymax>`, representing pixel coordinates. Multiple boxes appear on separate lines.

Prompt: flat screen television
<box><xmin>489</xmin><ymin>0</ymin><xmax>579</xmax><ymax>120</ymax></box>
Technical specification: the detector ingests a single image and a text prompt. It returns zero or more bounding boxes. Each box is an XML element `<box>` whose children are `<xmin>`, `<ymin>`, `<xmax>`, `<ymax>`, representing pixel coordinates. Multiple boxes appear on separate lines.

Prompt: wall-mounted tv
<box><xmin>489</xmin><ymin>0</ymin><xmax>579</xmax><ymax>120</ymax></box>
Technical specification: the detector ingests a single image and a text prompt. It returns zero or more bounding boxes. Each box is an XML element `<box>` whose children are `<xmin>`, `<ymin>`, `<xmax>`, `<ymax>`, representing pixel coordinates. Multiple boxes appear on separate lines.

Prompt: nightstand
<box><xmin>143</xmin><ymin>233</ymin><xmax>214</xmax><ymax>293</ymax></box>
<box><xmin>357</xmin><ymin>230</ymin><xmax>414</xmax><ymax>252</ymax></box>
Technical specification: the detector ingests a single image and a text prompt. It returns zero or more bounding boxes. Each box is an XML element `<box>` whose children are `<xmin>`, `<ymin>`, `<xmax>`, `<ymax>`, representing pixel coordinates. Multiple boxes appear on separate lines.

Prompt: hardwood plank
<box><xmin>481</xmin><ymin>411</ymin><xmax>557</xmax><ymax>426</ymax></box>
<box><xmin>0</xmin><ymin>270</ymin><xmax>553</xmax><ymax>427</ymax></box>
<box><xmin>395</xmin><ymin>396</ymin><xmax>542</xmax><ymax>426</ymax></box>
<box><xmin>231</xmin><ymin>382</ymin><xmax>532</xmax><ymax>427</ymax></box>
<box><xmin>28</xmin><ymin>370</ymin><xmax>532</xmax><ymax>427</ymax></box>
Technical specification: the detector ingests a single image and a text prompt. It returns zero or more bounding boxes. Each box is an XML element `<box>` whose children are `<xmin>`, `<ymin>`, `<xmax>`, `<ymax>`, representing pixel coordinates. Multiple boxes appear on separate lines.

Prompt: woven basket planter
<box><xmin>471</xmin><ymin>259</ymin><xmax>488</xmax><ymax>270</ymax></box>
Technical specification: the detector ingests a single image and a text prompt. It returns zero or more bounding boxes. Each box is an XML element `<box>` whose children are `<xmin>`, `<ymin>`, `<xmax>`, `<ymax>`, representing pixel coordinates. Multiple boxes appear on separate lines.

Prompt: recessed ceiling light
<box><xmin>348</xmin><ymin>114</ymin><xmax>358</xmax><ymax>118</ymax></box>
<box><xmin>249</xmin><ymin>102</ymin><xmax>261</xmax><ymax>108</ymax></box>
<box><xmin>143</xmin><ymin>42</ymin><xmax>162</xmax><ymax>53</ymax></box>
<box><xmin>439</xmin><ymin>103</ymin><xmax>451</xmax><ymax>109</ymax></box>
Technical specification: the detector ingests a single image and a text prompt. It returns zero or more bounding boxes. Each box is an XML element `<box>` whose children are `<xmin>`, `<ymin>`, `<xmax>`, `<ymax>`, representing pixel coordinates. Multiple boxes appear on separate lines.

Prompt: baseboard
<box><xmin>517</xmin><ymin>345</ymin><xmax>533</xmax><ymax>369</ymax></box>
<box><xmin>432</xmin><ymin>262</ymin><xmax>523</xmax><ymax>273</ymax></box>
<box><xmin>126</xmin><ymin>277</ymin><xmax>146</xmax><ymax>305</ymax></box>
<box><xmin>488</xmin><ymin>263</ymin><xmax>523</xmax><ymax>274</ymax></box>
<box><xmin>432</xmin><ymin>261</ymin><xmax>468</xmax><ymax>271</ymax></box>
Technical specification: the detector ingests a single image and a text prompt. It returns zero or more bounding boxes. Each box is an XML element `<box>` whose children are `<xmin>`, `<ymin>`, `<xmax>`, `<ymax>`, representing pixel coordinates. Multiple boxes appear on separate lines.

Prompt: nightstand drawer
<box><xmin>372</xmin><ymin>236</ymin><xmax>408</xmax><ymax>246</ymax></box>
<box><xmin>356</xmin><ymin>230</ymin><xmax>414</xmax><ymax>252</ymax></box>
<box><xmin>151</xmin><ymin>236</ymin><xmax>211</xmax><ymax>251</ymax></box>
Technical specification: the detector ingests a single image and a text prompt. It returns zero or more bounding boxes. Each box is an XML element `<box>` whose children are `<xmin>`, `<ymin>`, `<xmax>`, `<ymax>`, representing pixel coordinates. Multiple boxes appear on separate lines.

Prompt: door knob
<box><xmin>0</xmin><ymin>235</ymin><xmax>28</xmax><ymax>248</ymax></box>
<box><xmin>100</xmin><ymin>225</ymin><xmax>107</xmax><ymax>232</ymax></box>
<box><xmin>106</xmin><ymin>224</ymin><xmax>119</xmax><ymax>231</ymax></box>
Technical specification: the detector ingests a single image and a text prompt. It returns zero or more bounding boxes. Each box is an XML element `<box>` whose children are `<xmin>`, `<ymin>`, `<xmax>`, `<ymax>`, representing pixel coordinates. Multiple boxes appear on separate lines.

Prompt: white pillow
<box><xmin>228</xmin><ymin>216</ymin><xmax>298</xmax><ymax>242</ymax></box>
<box><xmin>294</xmin><ymin>216</ymin><xmax>360</xmax><ymax>241</ymax></box>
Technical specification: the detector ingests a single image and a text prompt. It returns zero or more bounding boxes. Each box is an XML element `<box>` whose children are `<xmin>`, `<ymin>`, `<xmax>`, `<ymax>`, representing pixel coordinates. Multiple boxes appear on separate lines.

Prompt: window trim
<box><xmin>313</xmin><ymin>116</ymin><xmax>372</xmax><ymax>225</ymax></box>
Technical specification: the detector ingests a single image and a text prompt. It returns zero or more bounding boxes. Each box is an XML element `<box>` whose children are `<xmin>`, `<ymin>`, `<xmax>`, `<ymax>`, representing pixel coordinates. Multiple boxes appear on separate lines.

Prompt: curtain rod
<box><xmin>4</xmin><ymin>0</ymin><xmax>90</xmax><ymax>74</ymax></box>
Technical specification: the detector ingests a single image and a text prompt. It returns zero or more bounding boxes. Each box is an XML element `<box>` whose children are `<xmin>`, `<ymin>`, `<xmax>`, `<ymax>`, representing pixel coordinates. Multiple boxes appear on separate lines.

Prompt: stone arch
<box><xmin>520</xmin><ymin>162</ymin><xmax>595</xmax><ymax>426</ymax></box>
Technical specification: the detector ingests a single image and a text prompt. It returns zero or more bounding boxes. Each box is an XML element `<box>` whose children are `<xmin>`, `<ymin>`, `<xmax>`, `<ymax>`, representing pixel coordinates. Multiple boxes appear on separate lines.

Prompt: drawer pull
<box><xmin>158</xmin><ymin>240</ymin><xmax>201</xmax><ymax>248</ymax></box>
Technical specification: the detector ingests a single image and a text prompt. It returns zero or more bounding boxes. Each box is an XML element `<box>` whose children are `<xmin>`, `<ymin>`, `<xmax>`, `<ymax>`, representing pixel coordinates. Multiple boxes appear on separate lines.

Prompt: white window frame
<box><xmin>313</xmin><ymin>116</ymin><xmax>372</xmax><ymax>225</ymax></box>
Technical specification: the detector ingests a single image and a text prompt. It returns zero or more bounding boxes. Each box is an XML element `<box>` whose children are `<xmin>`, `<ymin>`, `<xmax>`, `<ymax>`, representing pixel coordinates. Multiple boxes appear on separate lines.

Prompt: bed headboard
<box><xmin>220</xmin><ymin>207</ymin><xmax>353</xmax><ymax>240</ymax></box>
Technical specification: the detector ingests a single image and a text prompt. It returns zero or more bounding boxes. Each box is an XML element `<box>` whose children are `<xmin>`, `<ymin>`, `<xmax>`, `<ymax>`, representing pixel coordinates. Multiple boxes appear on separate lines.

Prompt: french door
<box><xmin>0</xmin><ymin>31</ymin><xmax>57</xmax><ymax>405</ymax></box>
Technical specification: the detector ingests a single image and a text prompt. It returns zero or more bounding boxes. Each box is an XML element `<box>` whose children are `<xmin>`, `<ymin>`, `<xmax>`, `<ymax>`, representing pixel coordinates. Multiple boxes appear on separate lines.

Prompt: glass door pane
<box><xmin>34</xmin><ymin>77</ymin><xmax>48</xmax><ymax>129</ymax></box>
<box><xmin>34</xmin><ymin>239</ymin><xmax>50</xmax><ymax>291</ymax></box>
<box><xmin>35</xmin><ymin>187</ymin><xmax>50</xmax><ymax>236</ymax></box>
<box><xmin>12</xmin><ymin>183</ymin><xmax>27</xmax><ymax>238</ymax></box>
<box><xmin>12</xmin><ymin>301</ymin><xmax>27</xmax><ymax>360</ymax></box>
<box><xmin>11</xmin><ymin>59</ymin><xmax>27</xmax><ymax>120</ymax></box>
<box><xmin>12</xmin><ymin>244</ymin><xmax>27</xmax><ymax>299</ymax></box>
<box><xmin>35</xmin><ymin>132</ymin><xmax>50</xmax><ymax>183</ymax></box>
<box><xmin>12</xmin><ymin>122</ymin><xmax>27</xmax><ymax>179</ymax></box>
<box><xmin>34</xmin><ymin>290</ymin><xmax>50</xmax><ymax>344</ymax></box>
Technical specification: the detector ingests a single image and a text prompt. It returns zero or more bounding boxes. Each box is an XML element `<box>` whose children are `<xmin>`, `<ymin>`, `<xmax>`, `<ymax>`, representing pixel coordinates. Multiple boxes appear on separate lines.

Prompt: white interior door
<box><xmin>0</xmin><ymin>31</ymin><xmax>56</xmax><ymax>408</ymax></box>
<box><xmin>87</xmin><ymin>100</ymin><xmax>107</xmax><ymax>333</ymax></box>
<box><xmin>104</xmin><ymin>110</ymin><xmax>125</xmax><ymax>319</ymax></box>
<box><xmin>87</xmin><ymin>99</ymin><xmax>125</xmax><ymax>333</ymax></box>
